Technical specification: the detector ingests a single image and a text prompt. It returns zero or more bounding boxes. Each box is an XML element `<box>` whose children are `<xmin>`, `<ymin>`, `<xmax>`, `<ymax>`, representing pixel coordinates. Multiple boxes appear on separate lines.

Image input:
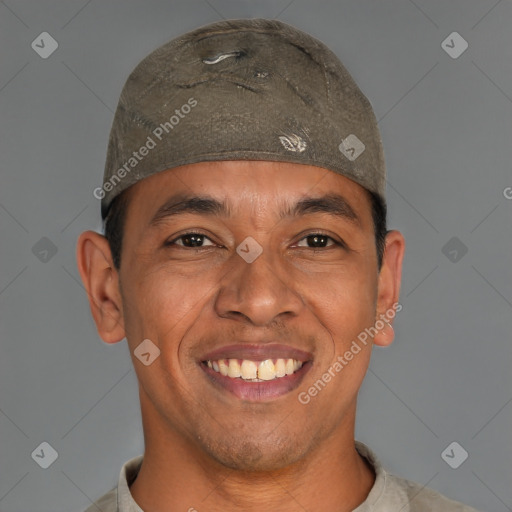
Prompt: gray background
<box><xmin>1</xmin><ymin>1</ymin><xmax>511</xmax><ymax>511</ymax></box>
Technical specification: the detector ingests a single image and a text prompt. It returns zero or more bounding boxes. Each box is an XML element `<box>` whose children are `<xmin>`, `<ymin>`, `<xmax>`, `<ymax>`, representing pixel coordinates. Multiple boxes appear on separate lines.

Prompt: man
<box><xmin>77</xmin><ymin>18</ymin><xmax>478</xmax><ymax>512</ymax></box>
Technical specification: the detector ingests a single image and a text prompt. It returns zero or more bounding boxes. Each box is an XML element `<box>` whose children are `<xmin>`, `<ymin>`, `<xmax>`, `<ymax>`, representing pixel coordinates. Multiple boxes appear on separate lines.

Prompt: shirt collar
<box><xmin>117</xmin><ymin>454</ymin><xmax>144</xmax><ymax>512</ymax></box>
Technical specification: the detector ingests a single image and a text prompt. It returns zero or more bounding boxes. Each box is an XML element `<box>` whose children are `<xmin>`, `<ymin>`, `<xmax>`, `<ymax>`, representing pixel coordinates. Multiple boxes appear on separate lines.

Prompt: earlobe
<box><xmin>373</xmin><ymin>230</ymin><xmax>405</xmax><ymax>347</ymax></box>
<box><xmin>373</xmin><ymin>320</ymin><xmax>395</xmax><ymax>347</ymax></box>
<box><xmin>76</xmin><ymin>230</ymin><xmax>126</xmax><ymax>344</ymax></box>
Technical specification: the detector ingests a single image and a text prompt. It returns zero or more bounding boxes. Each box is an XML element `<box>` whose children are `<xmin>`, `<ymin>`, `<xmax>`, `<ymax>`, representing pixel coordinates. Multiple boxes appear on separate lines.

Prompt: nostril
<box><xmin>203</xmin><ymin>50</ymin><xmax>245</xmax><ymax>65</ymax></box>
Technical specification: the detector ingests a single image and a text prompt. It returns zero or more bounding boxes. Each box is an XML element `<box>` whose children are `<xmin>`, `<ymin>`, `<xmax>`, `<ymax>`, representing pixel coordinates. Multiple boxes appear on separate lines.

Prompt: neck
<box><xmin>130</xmin><ymin>399</ymin><xmax>375</xmax><ymax>512</ymax></box>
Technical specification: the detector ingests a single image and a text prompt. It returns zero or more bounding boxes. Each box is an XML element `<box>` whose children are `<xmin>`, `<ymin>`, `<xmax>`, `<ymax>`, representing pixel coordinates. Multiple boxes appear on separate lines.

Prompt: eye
<box><xmin>167</xmin><ymin>232</ymin><xmax>216</xmax><ymax>248</ymax></box>
<box><xmin>296</xmin><ymin>233</ymin><xmax>339</xmax><ymax>249</ymax></box>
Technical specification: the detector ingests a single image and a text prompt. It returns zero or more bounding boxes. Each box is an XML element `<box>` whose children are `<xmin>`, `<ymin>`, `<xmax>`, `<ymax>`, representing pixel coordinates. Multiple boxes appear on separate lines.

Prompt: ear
<box><xmin>76</xmin><ymin>230</ymin><xmax>125</xmax><ymax>343</ymax></box>
<box><xmin>373</xmin><ymin>230</ymin><xmax>405</xmax><ymax>347</ymax></box>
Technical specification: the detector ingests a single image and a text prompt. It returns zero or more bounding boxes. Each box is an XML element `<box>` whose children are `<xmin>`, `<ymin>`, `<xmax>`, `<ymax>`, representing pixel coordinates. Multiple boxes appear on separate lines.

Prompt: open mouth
<box><xmin>199</xmin><ymin>344</ymin><xmax>313</xmax><ymax>401</ymax></box>
<box><xmin>200</xmin><ymin>357</ymin><xmax>312</xmax><ymax>401</ymax></box>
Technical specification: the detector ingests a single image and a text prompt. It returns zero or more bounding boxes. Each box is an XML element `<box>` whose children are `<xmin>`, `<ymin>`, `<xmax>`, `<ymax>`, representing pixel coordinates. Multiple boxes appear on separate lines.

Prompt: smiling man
<box><xmin>77</xmin><ymin>18</ymin><xmax>478</xmax><ymax>512</ymax></box>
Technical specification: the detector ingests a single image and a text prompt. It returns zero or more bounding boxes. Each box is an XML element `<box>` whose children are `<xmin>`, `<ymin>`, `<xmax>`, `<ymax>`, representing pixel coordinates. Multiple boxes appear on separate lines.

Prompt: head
<box><xmin>78</xmin><ymin>159</ymin><xmax>403</xmax><ymax>471</ymax></box>
<box><xmin>77</xmin><ymin>19</ymin><xmax>404</xmax><ymax>472</ymax></box>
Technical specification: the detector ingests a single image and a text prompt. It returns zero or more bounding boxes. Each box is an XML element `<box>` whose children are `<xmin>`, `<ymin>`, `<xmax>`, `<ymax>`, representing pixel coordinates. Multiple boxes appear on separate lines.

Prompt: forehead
<box><xmin>122</xmin><ymin>160</ymin><xmax>373</xmax><ymax>225</ymax></box>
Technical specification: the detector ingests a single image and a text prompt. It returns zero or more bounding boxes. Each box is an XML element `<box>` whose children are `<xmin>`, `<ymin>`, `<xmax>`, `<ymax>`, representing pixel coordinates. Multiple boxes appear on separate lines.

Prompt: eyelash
<box><xmin>165</xmin><ymin>230</ymin><xmax>344</xmax><ymax>250</ymax></box>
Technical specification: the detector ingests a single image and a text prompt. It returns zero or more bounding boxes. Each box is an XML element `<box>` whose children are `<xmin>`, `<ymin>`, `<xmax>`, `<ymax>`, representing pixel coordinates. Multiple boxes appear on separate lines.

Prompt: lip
<box><xmin>200</xmin><ymin>360</ymin><xmax>312</xmax><ymax>401</ymax></box>
<box><xmin>200</xmin><ymin>343</ymin><xmax>313</xmax><ymax>363</ymax></box>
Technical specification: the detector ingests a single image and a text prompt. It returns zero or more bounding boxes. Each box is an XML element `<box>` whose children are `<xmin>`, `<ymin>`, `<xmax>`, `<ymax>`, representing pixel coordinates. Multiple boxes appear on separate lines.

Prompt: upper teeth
<box><xmin>206</xmin><ymin>358</ymin><xmax>303</xmax><ymax>381</ymax></box>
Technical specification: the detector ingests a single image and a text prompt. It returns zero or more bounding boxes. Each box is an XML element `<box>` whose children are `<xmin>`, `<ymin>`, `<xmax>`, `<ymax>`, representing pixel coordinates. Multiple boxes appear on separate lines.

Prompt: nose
<box><xmin>214</xmin><ymin>247</ymin><xmax>304</xmax><ymax>327</ymax></box>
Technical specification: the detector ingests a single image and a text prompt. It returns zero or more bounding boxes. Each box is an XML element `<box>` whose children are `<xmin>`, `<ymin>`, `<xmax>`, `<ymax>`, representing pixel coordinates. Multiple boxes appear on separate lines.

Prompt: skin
<box><xmin>77</xmin><ymin>160</ymin><xmax>405</xmax><ymax>512</ymax></box>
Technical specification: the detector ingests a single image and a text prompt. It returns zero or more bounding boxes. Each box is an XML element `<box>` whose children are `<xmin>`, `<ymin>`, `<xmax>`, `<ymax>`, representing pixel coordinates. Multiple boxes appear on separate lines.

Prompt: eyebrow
<box><xmin>149</xmin><ymin>192</ymin><xmax>360</xmax><ymax>226</ymax></box>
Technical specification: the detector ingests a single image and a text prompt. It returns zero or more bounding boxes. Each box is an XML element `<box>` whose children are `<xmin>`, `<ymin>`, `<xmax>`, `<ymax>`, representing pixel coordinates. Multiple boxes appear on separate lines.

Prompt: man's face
<box><xmin>116</xmin><ymin>160</ymin><xmax>383</xmax><ymax>471</ymax></box>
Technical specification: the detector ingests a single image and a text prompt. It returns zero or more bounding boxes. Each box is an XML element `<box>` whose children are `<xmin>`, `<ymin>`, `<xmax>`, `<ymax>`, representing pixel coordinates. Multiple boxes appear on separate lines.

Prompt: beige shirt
<box><xmin>84</xmin><ymin>442</ymin><xmax>480</xmax><ymax>511</ymax></box>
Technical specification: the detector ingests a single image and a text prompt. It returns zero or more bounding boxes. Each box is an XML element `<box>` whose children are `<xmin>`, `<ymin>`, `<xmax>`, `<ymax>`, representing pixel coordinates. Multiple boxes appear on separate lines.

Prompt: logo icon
<box><xmin>339</xmin><ymin>134</ymin><xmax>365</xmax><ymax>161</ymax></box>
<box><xmin>442</xmin><ymin>237</ymin><xmax>468</xmax><ymax>263</ymax></box>
<box><xmin>134</xmin><ymin>339</ymin><xmax>161</xmax><ymax>366</ymax></box>
<box><xmin>236</xmin><ymin>236</ymin><xmax>263</xmax><ymax>263</ymax></box>
<box><xmin>441</xmin><ymin>441</ymin><xmax>468</xmax><ymax>469</ymax></box>
<box><xmin>31</xmin><ymin>32</ymin><xmax>59</xmax><ymax>59</ymax></box>
<box><xmin>441</xmin><ymin>32</ymin><xmax>468</xmax><ymax>59</ymax></box>
<box><xmin>32</xmin><ymin>237</ymin><xmax>58</xmax><ymax>263</ymax></box>
<box><xmin>31</xmin><ymin>441</ymin><xmax>58</xmax><ymax>469</ymax></box>
<box><xmin>279</xmin><ymin>134</ymin><xmax>307</xmax><ymax>153</ymax></box>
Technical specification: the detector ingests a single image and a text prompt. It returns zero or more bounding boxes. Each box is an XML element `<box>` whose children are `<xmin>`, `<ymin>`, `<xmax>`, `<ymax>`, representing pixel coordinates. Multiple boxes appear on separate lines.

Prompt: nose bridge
<box><xmin>215</xmin><ymin>242</ymin><xmax>303</xmax><ymax>326</ymax></box>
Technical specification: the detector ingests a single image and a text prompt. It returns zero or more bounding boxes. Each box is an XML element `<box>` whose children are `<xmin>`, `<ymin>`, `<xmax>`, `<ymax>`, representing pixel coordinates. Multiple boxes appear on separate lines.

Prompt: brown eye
<box><xmin>296</xmin><ymin>233</ymin><xmax>336</xmax><ymax>248</ymax></box>
<box><xmin>168</xmin><ymin>232</ymin><xmax>215</xmax><ymax>248</ymax></box>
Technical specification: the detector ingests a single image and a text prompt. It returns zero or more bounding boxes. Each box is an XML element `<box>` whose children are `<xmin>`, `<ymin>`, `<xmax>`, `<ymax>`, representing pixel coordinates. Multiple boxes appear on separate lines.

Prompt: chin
<box><xmin>200</xmin><ymin>434</ymin><xmax>309</xmax><ymax>473</ymax></box>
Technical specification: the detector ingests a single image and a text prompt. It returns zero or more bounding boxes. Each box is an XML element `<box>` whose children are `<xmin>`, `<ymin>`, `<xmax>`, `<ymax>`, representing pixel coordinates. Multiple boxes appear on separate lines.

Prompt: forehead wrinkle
<box><xmin>228</xmin><ymin>192</ymin><xmax>361</xmax><ymax>236</ymax></box>
<box><xmin>225</xmin><ymin>189</ymin><xmax>278</xmax><ymax>229</ymax></box>
<box><xmin>148</xmin><ymin>187</ymin><xmax>361</xmax><ymax>234</ymax></box>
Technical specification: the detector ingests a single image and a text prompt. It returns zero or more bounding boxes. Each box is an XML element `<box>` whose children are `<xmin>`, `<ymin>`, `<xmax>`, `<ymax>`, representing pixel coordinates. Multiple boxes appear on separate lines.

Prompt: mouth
<box><xmin>199</xmin><ymin>344</ymin><xmax>313</xmax><ymax>401</ymax></box>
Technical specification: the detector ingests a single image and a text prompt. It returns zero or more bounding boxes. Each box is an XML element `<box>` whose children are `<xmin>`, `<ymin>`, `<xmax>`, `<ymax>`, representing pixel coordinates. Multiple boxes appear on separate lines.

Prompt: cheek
<box><xmin>299</xmin><ymin>272</ymin><xmax>375</xmax><ymax>419</ymax></box>
<box><xmin>119</xmin><ymin>267</ymin><xmax>211</xmax><ymax>409</ymax></box>
<box><xmin>124</xmin><ymin>262</ymin><xmax>195</xmax><ymax>321</ymax></box>
<box><xmin>296</xmin><ymin>263</ymin><xmax>377</xmax><ymax>345</ymax></box>
<box><xmin>121</xmin><ymin>265</ymin><xmax>217</xmax><ymax>365</ymax></box>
